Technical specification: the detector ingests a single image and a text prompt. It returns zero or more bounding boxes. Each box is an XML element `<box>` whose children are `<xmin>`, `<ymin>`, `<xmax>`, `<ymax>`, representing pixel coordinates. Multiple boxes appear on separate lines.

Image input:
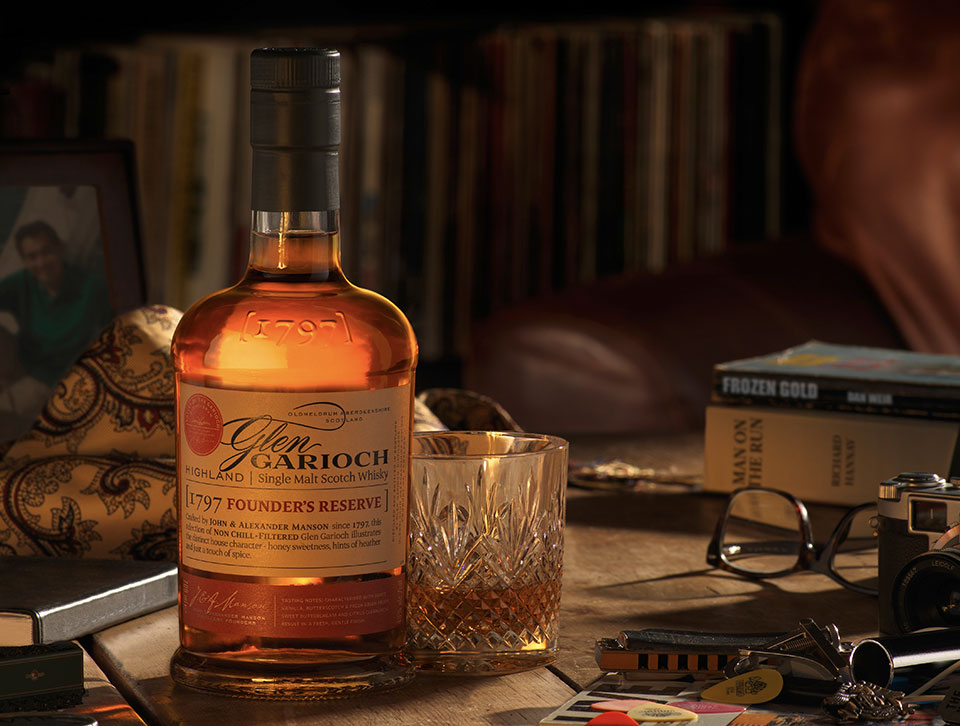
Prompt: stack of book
<box><xmin>0</xmin><ymin>556</ymin><xmax>176</xmax><ymax>712</ymax></box>
<box><xmin>704</xmin><ymin>341</ymin><xmax>960</xmax><ymax>506</ymax></box>
<box><xmin>8</xmin><ymin>12</ymin><xmax>783</xmax><ymax>364</ymax></box>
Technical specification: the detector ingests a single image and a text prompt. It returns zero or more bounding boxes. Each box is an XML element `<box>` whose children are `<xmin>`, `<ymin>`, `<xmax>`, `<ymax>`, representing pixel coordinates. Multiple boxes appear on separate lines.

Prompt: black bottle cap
<box><xmin>250</xmin><ymin>48</ymin><xmax>340</xmax><ymax>212</ymax></box>
<box><xmin>251</xmin><ymin>47</ymin><xmax>340</xmax><ymax>91</ymax></box>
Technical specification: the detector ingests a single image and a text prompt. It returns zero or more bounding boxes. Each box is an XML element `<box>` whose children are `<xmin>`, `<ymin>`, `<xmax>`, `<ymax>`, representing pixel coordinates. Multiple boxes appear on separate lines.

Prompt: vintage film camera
<box><xmin>878</xmin><ymin>472</ymin><xmax>960</xmax><ymax>634</ymax></box>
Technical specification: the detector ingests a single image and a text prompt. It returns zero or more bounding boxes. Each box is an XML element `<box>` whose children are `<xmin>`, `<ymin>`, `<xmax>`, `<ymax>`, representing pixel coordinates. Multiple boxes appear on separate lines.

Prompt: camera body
<box><xmin>877</xmin><ymin>472</ymin><xmax>960</xmax><ymax>634</ymax></box>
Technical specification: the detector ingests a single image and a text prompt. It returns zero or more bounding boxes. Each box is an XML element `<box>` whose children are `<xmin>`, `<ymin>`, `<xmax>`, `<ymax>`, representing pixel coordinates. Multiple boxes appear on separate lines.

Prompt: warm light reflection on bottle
<box><xmin>288</xmin><ymin>577</ymin><xmax>320</xmax><ymax>586</ymax></box>
<box><xmin>201</xmin><ymin>321</ymin><xmax>371</xmax><ymax>390</ymax></box>
<box><xmin>205</xmin><ymin>331</ymin><xmax>288</xmax><ymax>372</ymax></box>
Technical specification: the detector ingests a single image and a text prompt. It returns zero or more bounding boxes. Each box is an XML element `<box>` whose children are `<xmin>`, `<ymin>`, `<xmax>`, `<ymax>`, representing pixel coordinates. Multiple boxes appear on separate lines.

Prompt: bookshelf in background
<box><xmin>0</xmin><ymin>12</ymin><xmax>785</xmax><ymax>367</ymax></box>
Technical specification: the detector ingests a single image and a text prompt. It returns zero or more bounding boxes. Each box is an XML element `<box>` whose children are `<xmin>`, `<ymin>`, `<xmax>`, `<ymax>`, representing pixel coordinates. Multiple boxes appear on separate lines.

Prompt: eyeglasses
<box><xmin>706</xmin><ymin>487</ymin><xmax>878</xmax><ymax>597</ymax></box>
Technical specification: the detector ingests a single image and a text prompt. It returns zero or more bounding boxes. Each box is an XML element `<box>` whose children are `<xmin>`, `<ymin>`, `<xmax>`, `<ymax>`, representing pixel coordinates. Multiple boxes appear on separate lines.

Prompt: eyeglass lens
<box><xmin>831</xmin><ymin>506</ymin><xmax>879</xmax><ymax>592</ymax></box>
<box><xmin>719</xmin><ymin>488</ymin><xmax>878</xmax><ymax>591</ymax></box>
<box><xmin>722</xmin><ymin>489</ymin><xmax>803</xmax><ymax>574</ymax></box>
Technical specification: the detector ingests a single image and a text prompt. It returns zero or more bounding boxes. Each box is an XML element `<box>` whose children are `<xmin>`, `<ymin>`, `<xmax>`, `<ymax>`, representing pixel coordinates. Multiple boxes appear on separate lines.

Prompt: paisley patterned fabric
<box><xmin>0</xmin><ymin>306</ymin><xmax>180</xmax><ymax>560</ymax></box>
<box><xmin>0</xmin><ymin>303</ymin><xmax>511</xmax><ymax>561</ymax></box>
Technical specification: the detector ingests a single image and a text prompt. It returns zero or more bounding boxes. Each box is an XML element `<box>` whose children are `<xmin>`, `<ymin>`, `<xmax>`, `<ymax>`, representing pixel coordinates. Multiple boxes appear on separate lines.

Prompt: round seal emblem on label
<box><xmin>183</xmin><ymin>394</ymin><xmax>223</xmax><ymax>456</ymax></box>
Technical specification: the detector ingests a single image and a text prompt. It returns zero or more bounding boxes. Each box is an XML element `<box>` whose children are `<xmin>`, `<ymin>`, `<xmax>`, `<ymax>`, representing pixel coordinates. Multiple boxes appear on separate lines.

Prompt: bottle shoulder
<box><xmin>177</xmin><ymin>280</ymin><xmax>413</xmax><ymax>336</ymax></box>
<box><xmin>173</xmin><ymin>280</ymin><xmax>418</xmax><ymax>385</ymax></box>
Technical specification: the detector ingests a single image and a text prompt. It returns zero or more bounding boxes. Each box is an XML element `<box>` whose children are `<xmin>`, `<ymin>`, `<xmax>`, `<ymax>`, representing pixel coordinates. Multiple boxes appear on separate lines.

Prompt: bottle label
<box><xmin>177</xmin><ymin>382</ymin><xmax>411</xmax><ymax>635</ymax></box>
<box><xmin>179</xmin><ymin>570</ymin><xmax>404</xmax><ymax>638</ymax></box>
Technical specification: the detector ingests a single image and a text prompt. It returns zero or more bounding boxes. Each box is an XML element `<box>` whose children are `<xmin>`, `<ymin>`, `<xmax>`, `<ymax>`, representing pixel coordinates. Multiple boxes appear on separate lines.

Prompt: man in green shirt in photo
<box><xmin>0</xmin><ymin>219</ymin><xmax>114</xmax><ymax>438</ymax></box>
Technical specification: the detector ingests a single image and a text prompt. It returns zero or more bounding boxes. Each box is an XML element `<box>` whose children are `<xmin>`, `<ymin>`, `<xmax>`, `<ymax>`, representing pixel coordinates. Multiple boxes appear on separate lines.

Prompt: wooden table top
<box><xmin>83</xmin><ymin>431</ymin><xmax>879</xmax><ymax>725</ymax></box>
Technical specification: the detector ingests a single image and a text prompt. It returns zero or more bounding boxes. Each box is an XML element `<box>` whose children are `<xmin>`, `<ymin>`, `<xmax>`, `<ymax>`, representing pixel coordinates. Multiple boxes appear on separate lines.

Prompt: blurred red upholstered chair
<box><xmin>463</xmin><ymin>243</ymin><xmax>902</xmax><ymax>435</ymax></box>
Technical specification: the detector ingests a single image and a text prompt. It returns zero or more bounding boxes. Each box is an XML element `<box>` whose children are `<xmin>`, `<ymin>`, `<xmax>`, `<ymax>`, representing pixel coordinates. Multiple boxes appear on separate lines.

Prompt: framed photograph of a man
<box><xmin>0</xmin><ymin>141</ymin><xmax>146</xmax><ymax>442</ymax></box>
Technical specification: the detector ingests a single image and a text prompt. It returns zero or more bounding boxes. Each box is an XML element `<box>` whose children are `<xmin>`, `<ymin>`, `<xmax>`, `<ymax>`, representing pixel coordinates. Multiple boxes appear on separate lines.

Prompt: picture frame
<box><xmin>0</xmin><ymin>139</ymin><xmax>146</xmax><ymax>442</ymax></box>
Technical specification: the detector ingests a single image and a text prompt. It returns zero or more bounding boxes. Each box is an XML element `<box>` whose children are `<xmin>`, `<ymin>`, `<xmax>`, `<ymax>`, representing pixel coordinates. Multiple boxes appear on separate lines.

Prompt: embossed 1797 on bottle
<box><xmin>170</xmin><ymin>48</ymin><xmax>418</xmax><ymax>699</ymax></box>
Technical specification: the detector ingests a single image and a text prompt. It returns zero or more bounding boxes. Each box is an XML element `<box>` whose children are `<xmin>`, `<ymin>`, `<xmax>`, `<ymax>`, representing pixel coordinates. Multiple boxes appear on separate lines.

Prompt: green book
<box><xmin>0</xmin><ymin>641</ymin><xmax>84</xmax><ymax>712</ymax></box>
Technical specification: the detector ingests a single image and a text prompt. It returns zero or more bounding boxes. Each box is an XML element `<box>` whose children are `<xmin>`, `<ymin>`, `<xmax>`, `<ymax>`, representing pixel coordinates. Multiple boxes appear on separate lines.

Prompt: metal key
<box><xmin>799</xmin><ymin>618</ymin><xmax>850</xmax><ymax>678</ymax></box>
<box><xmin>727</xmin><ymin>618</ymin><xmax>849</xmax><ymax>680</ymax></box>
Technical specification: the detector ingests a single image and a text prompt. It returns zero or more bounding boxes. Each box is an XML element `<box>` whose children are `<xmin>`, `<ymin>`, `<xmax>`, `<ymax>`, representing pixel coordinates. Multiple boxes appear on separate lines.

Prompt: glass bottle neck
<box><xmin>245</xmin><ymin>210</ymin><xmax>345</xmax><ymax>282</ymax></box>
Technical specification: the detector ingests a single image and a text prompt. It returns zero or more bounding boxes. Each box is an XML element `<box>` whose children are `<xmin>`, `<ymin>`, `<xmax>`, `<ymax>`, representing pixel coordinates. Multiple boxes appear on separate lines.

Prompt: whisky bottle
<box><xmin>170</xmin><ymin>48</ymin><xmax>417</xmax><ymax>698</ymax></box>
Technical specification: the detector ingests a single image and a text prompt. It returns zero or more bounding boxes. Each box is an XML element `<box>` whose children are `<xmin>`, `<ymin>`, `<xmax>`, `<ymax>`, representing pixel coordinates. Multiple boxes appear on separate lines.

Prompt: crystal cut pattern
<box><xmin>406</xmin><ymin>432</ymin><xmax>567</xmax><ymax>673</ymax></box>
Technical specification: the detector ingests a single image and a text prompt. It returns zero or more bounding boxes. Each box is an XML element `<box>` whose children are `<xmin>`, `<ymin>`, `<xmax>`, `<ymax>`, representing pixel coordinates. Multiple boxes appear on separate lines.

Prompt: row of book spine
<box><xmin>16</xmin><ymin>15</ymin><xmax>783</xmax><ymax>362</ymax></box>
<box><xmin>705</xmin><ymin>343</ymin><xmax>960</xmax><ymax>505</ymax></box>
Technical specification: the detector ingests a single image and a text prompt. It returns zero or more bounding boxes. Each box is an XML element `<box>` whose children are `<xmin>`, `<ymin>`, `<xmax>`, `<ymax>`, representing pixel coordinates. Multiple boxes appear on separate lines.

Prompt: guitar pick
<box><xmin>700</xmin><ymin>669</ymin><xmax>783</xmax><ymax>705</ymax></box>
<box><xmin>671</xmin><ymin>701</ymin><xmax>746</xmax><ymax>714</ymax></box>
<box><xmin>591</xmin><ymin>700</ymin><xmax>657</xmax><ymax>713</ymax></box>
<box><xmin>587</xmin><ymin>712</ymin><xmax>641</xmax><ymax>726</ymax></box>
<box><xmin>626</xmin><ymin>703</ymin><xmax>698</xmax><ymax>722</ymax></box>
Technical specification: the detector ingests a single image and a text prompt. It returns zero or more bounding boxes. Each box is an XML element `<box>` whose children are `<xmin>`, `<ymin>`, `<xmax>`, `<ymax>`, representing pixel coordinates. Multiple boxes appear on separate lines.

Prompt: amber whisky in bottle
<box><xmin>170</xmin><ymin>48</ymin><xmax>417</xmax><ymax>698</ymax></box>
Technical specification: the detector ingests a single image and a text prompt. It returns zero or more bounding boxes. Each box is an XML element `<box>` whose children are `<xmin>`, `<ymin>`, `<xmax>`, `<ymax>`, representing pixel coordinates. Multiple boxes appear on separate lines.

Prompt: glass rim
<box><xmin>411</xmin><ymin>430</ymin><xmax>569</xmax><ymax>460</ymax></box>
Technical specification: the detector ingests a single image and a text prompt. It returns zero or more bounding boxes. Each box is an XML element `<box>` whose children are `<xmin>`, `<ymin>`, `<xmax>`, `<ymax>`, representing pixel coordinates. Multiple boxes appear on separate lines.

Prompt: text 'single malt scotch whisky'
<box><xmin>170</xmin><ymin>48</ymin><xmax>418</xmax><ymax>699</ymax></box>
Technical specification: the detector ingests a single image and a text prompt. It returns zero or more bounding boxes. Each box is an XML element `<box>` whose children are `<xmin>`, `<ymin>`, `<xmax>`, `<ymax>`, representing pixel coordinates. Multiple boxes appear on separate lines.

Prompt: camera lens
<box><xmin>892</xmin><ymin>549</ymin><xmax>960</xmax><ymax>633</ymax></box>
